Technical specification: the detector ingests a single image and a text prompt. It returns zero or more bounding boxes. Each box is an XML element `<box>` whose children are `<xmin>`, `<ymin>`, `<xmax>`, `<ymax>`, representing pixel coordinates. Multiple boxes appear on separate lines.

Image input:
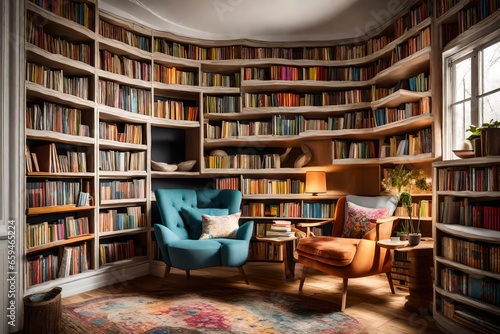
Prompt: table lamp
<box><xmin>305</xmin><ymin>171</ymin><xmax>326</xmax><ymax>196</ymax></box>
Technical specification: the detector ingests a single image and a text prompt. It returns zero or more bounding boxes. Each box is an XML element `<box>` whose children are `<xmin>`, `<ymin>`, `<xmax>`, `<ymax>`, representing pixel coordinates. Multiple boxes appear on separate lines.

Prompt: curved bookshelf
<box><xmin>22</xmin><ymin>0</ymin><xmax>439</xmax><ymax>293</ymax></box>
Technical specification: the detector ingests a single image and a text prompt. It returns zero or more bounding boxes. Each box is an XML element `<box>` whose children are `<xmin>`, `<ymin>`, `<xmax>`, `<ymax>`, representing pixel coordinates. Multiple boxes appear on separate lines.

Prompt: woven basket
<box><xmin>23</xmin><ymin>287</ymin><xmax>62</xmax><ymax>334</ymax></box>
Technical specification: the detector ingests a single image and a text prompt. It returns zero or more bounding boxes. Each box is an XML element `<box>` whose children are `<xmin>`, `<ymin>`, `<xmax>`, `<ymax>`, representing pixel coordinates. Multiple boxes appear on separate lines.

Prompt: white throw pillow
<box><xmin>199</xmin><ymin>212</ymin><xmax>241</xmax><ymax>239</ymax></box>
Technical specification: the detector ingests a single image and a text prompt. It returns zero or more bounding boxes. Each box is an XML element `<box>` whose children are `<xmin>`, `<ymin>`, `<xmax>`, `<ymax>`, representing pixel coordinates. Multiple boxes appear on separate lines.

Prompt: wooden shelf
<box><xmin>371</xmin><ymin>90</ymin><xmax>431</xmax><ymax>109</ymax></box>
<box><xmin>242</xmin><ymin>193</ymin><xmax>345</xmax><ymax>201</ymax></box>
<box><xmin>98</xmin><ymin>227</ymin><xmax>150</xmax><ymax>238</ymax></box>
<box><xmin>435</xmin><ymin>223</ymin><xmax>500</xmax><ymax>243</ymax></box>
<box><xmin>201</xmin><ymin>86</ymin><xmax>241</xmax><ymax>94</ymax></box>
<box><xmin>97</xmin><ymin>69</ymin><xmax>152</xmax><ymax>89</ymax></box>
<box><xmin>26</xmin><ymin>172</ymin><xmax>94</xmax><ymax>178</ymax></box>
<box><xmin>26</xmin><ymin>129</ymin><xmax>95</xmax><ymax>145</ymax></box>
<box><xmin>98</xmin><ymin>36</ymin><xmax>152</xmax><ymax>61</ymax></box>
<box><xmin>436</xmin><ymin>256</ymin><xmax>500</xmax><ymax>280</ymax></box>
<box><xmin>98</xmin><ymin>139</ymin><xmax>147</xmax><ymax>151</ymax></box>
<box><xmin>26</xmin><ymin>234</ymin><xmax>95</xmax><ymax>254</ymax></box>
<box><xmin>26</xmin><ymin>81</ymin><xmax>95</xmax><ymax>110</ymax></box>
<box><xmin>150</xmin><ymin>117</ymin><xmax>200</xmax><ymax>129</ymax></box>
<box><xmin>98</xmin><ymin>104</ymin><xmax>151</xmax><ymax>123</ymax></box>
<box><xmin>98</xmin><ymin>171</ymin><xmax>147</xmax><ymax>178</ymax></box>
<box><xmin>99</xmin><ymin>198</ymin><xmax>147</xmax><ymax>207</ymax></box>
<box><xmin>435</xmin><ymin>286</ymin><xmax>500</xmax><ymax>316</ymax></box>
<box><xmin>27</xmin><ymin>205</ymin><xmax>95</xmax><ymax>216</ymax></box>
<box><xmin>150</xmin><ymin>171</ymin><xmax>202</xmax><ymax>178</ymax></box>
<box><xmin>241</xmin><ymin>79</ymin><xmax>370</xmax><ymax>93</ymax></box>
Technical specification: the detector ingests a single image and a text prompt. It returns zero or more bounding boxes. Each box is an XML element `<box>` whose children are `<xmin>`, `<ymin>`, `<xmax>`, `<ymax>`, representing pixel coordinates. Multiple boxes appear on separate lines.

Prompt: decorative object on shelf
<box><xmin>177</xmin><ymin>160</ymin><xmax>196</xmax><ymax>171</ymax></box>
<box><xmin>210</xmin><ymin>149</ymin><xmax>228</xmax><ymax>157</ymax></box>
<box><xmin>280</xmin><ymin>147</ymin><xmax>292</xmax><ymax>163</ymax></box>
<box><xmin>466</xmin><ymin>119</ymin><xmax>500</xmax><ymax>156</ymax></box>
<box><xmin>305</xmin><ymin>171</ymin><xmax>327</xmax><ymax>196</ymax></box>
<box><xmin>294</xmin><ymin>143</ymin><xmax>312</xmax><ymax>168</ymax></box>
<box><xmin>381</xmin><ymin>165</ymin><xmax>429</xmax><ymax>197</ymax></box>
<box><xmin>452</xmin><ymin>149</ymin><xmax>475</xmax><ymax>159</ymax></box>
<box><xmin>151</xmin><ymin>161</ymin><xmax>178</xmax><ymax>172</ymax></box>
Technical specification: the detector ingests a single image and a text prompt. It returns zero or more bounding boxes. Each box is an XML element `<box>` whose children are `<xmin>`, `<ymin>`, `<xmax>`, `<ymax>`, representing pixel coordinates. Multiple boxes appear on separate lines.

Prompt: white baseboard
<box><xmin>25</xmin><ymin>261</ymin><xmax>150</xmax><ymax>298</ymax></box>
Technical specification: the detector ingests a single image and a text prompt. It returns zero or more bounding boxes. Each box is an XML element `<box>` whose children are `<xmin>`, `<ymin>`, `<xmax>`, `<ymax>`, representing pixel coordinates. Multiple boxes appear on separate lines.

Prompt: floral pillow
<box><xmin>341</xmin><ymin>202</ymin><xmax>390</xmax><ymax>239</ymax></box>
<box><xmin>199</xmin><ymin>212</ymin><xmax>241</xmax><ymax>239</ymax></box>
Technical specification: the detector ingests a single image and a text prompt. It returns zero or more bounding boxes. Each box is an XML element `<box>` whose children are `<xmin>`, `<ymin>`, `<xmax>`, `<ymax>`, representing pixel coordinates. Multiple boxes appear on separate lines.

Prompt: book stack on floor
<box><xmin>265</xmin><ymin>220</ymin><xmax>295</xmax><ymax>238</ymax></box>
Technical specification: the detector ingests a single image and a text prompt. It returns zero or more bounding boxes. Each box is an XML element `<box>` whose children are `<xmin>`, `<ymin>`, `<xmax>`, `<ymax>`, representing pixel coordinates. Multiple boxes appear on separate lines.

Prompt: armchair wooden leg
<box><xmin>163</xmin><ymin>265</ymin><xmax>171</xmax><ymax>282</ymax></box>
<box><xmin>186</xmin><ymin>270</ymin><xmax>190</xmax><ymax>280</ymax></box>
<box><xmin>386</xmin><ymin>272</ymin><xmax>395</xmax><ymax>294</ymax></box>
<box><xmin>298</xmin><ymin>266</ymin><xmax>308</xmax><ymax>291</ymax></box>
<box><xmin>341</xmin><ymin>278</ymin><xmax>348</xmax><ymax>312</ymax></box>
<box><xmin>238</xmin><ymin>266</ymin><xmax>249</xmax><ymax>284</ymax></box>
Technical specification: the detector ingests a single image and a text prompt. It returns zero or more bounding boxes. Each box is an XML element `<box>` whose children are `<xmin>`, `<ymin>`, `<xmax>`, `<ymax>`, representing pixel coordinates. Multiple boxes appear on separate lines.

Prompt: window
<box><xmin>445</xmin><ymin>37</ymin><xmax>500</xmax><ymax>159</ymax></box>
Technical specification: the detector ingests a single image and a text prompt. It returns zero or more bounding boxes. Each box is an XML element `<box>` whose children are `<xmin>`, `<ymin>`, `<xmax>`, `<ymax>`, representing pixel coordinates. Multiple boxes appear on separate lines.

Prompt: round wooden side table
<box><xmin>378</xmin><ymin>239</ymin><xmax>434</xmax><ymax>314</ymax></box>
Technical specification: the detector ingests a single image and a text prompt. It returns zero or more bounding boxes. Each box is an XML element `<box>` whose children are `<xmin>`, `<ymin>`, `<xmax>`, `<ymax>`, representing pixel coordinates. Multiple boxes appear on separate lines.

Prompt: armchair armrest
<box><xmin>370</xmin><ymin>216</ymin><xmax>399</xmax><ymax>224</ymax></box>
<box><xmin>371</xmin><ymin>216</ymin><xmax>399</xmax><ymax>241</ymax></box>
<box><xmin>237</xmin><ymin>220</ymin><xmax>254</xmax><ymax>241</ymax></box>
<box><xmin>154</xmin><ymin>224</ymin><xmax>181</xmax><ymax>266</ymax></box>
<box><xmin>296</xmin><ymin>218</ymin><xmax>335</xmax><ymax>237</ymax></box>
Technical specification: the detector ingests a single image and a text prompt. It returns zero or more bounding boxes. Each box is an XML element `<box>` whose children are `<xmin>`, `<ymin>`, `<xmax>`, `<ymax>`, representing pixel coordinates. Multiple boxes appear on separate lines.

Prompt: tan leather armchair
<box><xmin>296</xmin><ymin>195</ymin><xmax>398</xmax><ymax>311</ymax></box>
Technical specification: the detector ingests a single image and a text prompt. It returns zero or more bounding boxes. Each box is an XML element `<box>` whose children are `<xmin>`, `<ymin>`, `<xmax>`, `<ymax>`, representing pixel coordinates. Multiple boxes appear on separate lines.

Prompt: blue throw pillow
<box><xmin>180</xmin><ymin>207</ymin><xmax>229</xmax><ymax>239</ymax></box>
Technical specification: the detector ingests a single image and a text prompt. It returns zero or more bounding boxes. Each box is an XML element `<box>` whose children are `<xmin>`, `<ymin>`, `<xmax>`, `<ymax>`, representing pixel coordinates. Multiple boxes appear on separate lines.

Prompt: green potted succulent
<box><xmin>396</xmin><ymin>219</ymin><xmax>409</xmax><ymax>241</ymax></box>
<box><xmin>466</xmin><ymin>119</ymin><xmax>500</xmax><ymax>156</ymax></box>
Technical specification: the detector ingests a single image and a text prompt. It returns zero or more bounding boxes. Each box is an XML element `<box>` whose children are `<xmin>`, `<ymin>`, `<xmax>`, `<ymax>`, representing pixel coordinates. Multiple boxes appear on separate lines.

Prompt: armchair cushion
<box><xmin>180</xmin><ymin>207</ymin><xmax>229</xmax><ymax>239</ymax></box>
<box><xmin>296</xmin><ymin>236</ymin><xmax>360</xmax><ymax>266</ymax></box>
<box><xmin>341</xmin><ymin>202</ymin><xmax>390</xmax><ymax>238</ymax></box>
<box><xmin>200</xmin><ymin>212</ymin><xmax>241</xmax><ymax>239</ymax></box>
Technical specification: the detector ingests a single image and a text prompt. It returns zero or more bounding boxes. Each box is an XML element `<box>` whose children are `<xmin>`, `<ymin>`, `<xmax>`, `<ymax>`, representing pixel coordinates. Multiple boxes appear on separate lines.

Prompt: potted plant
<box><xmin>381</xmin><ymin>165</ymin><xmax>428</xmax><ymax>244</ymax></box>
<box><xmin>466</xmin><ymin>119</ymin><xmax>500</xmax><ymax>156</ymax></box>
<box><xmin>396</xmin><ymin>219</ymin><xmax>409</xmax><ymax>241</ymax></box>
<box><xmin>400</xmin><ymin>191</ymin><xmax>421</xmax><ymax>246</ymax></box>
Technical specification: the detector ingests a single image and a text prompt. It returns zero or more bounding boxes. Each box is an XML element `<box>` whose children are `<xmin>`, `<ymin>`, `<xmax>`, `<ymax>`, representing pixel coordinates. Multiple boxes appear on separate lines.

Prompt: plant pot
<box><xmin>481</xmin><ymin>128</ymin><xmax>500</xmax><ymax>156</ymax></box>
<box><xmin>398</xmin><ymin>233</ymin><xmax>408</xmax><ymax>241</ymax></box>
<box><xmin>408</xmin><ymin>233</ymin><xmax>421</xmax><ymax>246</ymax></box>
<box><xmin>472</xmin><ymin>138</ymin><xmax>482</xmax><ymax>157</ymax></box>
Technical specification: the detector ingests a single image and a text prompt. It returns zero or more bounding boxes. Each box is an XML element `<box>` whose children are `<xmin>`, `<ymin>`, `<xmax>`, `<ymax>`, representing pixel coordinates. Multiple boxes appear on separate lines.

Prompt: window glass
<box><xmin>482</xmin><ymin>41</ymin><xmax>500</xmax><ymax>94</ymax></box>
<box><xmin>451</xmin><ymin>102</ymin><xmax>470</xmax><ymax>150</ymax></box>
<box><xmin>480</xmin><ymin>91</ymin><xmax>500</xmax><ymax>123</ymax></box>
<box><xmin>453</xmin><ymin>58</ymin><xmax>471</xmax><ymax>101</ymax></box>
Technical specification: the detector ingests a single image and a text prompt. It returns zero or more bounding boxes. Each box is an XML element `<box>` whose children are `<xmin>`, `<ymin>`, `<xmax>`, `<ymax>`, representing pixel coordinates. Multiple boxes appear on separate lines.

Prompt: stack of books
<box><xmin>266</xmin><ymin>220</ymin><xmax>295</xmax><ymax>238</ymax></box>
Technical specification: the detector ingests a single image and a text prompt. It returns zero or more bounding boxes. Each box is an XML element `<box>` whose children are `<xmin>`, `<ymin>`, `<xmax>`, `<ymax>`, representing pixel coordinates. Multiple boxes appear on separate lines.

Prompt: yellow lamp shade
<box><xmin>305</xmin><ymin>171</ymin><xmax>327</xmax><ymax>195</ymax></box>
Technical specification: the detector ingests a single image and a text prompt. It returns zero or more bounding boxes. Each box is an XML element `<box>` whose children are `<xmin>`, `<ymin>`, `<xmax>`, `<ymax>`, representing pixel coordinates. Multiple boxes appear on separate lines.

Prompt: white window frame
<box><xmin>443</xmin><ymin>29</ymin><xmax>500</xmax><ymax>160</ymax></box>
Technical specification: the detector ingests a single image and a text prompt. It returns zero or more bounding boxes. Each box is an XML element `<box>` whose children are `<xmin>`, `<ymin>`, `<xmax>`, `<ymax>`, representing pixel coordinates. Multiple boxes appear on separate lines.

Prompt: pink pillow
<box><xmin>341</xmin><ymin>202</ymin><xmax>389</xmax><ymax>238</ymax></box>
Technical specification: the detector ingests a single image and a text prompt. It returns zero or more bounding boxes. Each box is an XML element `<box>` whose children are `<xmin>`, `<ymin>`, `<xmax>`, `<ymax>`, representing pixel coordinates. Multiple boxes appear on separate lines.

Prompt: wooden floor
<box><xmin>62</xmin><ymin>262</ymin><xmax>444</xmax><ymax>334</ymax></box>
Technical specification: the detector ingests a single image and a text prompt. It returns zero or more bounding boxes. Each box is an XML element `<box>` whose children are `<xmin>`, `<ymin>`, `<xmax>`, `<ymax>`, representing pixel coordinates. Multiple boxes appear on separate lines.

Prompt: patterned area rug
<box><xmin>61</xmin><ymin>288</ymin><xmax>367</xmax><ymax>333</ymax></box>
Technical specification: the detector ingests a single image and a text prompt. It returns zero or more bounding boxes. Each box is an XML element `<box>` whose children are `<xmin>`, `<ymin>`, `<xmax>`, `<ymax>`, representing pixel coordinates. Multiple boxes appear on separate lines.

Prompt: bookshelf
<box><xmin>433</xmin><ymin>157</ymin><xmax>500</xmax><ymax>333</ymax></box>
<box><xmin>23</xmin><ymin>0</ymin><xmax>441</xmax><ymax>291</ymax></box>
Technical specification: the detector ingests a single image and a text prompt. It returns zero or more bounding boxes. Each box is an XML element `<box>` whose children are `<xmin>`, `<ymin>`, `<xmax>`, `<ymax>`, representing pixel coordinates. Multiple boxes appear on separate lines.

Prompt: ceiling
<box><xmin>99</xmin><ymin>0</ymin><xmax>412</xmax><ymax>42</ymax></box>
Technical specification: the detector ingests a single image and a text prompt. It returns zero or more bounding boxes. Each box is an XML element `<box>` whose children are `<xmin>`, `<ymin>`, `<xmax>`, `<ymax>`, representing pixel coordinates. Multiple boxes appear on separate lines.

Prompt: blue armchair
<box><xmin>154</xmin><ymin>188</ymin><xmax>254</xmax><ymax>283</ymax></box>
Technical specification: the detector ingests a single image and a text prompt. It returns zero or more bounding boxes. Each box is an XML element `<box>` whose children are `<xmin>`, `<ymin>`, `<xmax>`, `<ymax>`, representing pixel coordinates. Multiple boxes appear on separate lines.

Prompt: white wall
<box><xmin>1</xmin><ymin>0</ymin><xmax>25</xmax><ymax>332</ymax></box>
